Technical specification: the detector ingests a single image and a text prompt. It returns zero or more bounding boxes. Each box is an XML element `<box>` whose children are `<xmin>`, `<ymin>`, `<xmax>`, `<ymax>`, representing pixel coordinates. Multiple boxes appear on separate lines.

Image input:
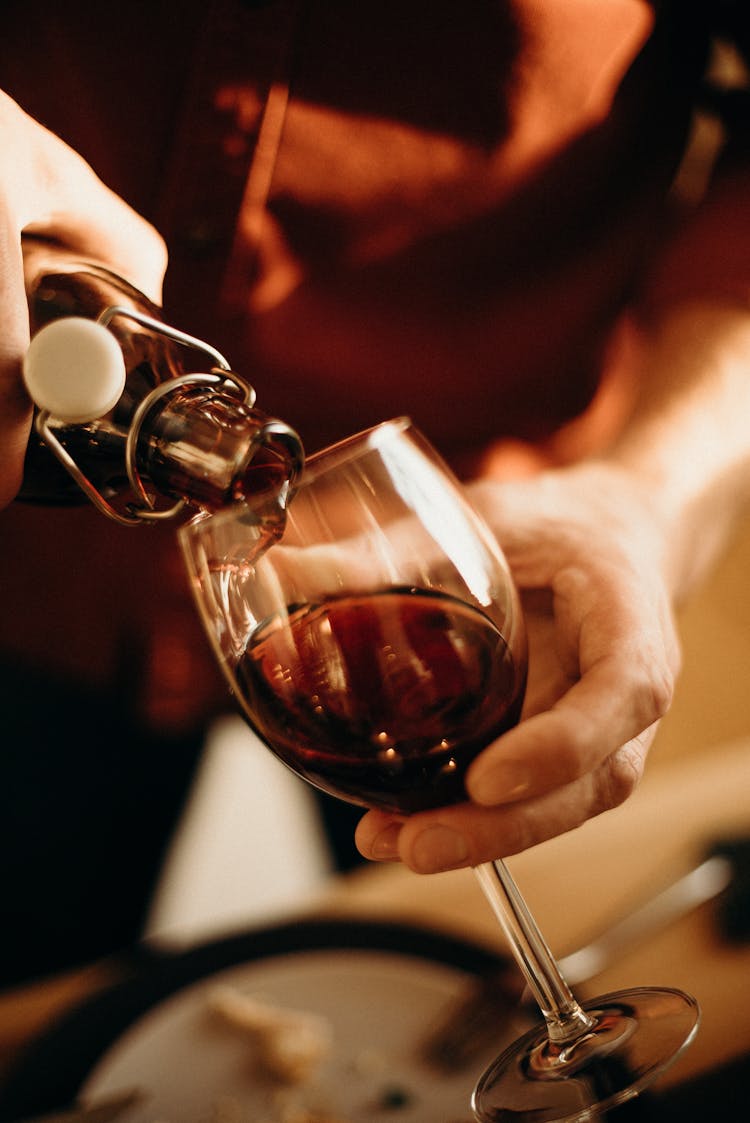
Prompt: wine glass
<box><xmin>178</xmin><ymin>417</ymin><xmax>699</xmax><ymax>1123</ymax></box>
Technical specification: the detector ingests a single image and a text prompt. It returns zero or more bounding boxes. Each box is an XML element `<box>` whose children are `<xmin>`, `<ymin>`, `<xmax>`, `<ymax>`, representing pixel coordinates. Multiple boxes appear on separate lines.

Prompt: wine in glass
<box><xmin>179</xmin><ymin>417</ymin><xmax>699</xmax><ymax>1123</ymax></box>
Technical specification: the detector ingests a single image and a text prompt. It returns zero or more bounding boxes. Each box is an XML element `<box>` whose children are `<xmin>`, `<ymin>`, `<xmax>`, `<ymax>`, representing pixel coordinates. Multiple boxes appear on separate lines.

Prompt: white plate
<box><xmin>80</xmin><ymin>940</ymin><xmax>512</xmax><ymax>1123</ymax></box>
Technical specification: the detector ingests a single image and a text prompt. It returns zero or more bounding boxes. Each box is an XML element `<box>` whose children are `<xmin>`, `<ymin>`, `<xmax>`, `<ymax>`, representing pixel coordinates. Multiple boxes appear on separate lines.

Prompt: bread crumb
<box><xmin>207</xmin><ymin>986</ymin><xmax>334</xmax><ymax>1085</ymax></box>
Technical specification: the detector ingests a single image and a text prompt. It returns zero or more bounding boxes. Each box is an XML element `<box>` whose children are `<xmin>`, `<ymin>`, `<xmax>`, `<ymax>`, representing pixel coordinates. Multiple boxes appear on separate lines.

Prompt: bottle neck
<box><xmin>21</xmin><ymin>242</ymin><xmax>304</xmax><ymax>524</ymax></box>
<box><xmin>138</xmin><ymin>380</ymin><xmax>304</xmax><ymax>516</ymax></box>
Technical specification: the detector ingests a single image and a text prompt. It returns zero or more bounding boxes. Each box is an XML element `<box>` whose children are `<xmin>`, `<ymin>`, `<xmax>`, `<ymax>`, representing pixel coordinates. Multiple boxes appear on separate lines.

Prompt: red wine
<box><xmin>235</xmin><ymin>588</ymin><xmax>526</xmax><ymax>813</ymax></box>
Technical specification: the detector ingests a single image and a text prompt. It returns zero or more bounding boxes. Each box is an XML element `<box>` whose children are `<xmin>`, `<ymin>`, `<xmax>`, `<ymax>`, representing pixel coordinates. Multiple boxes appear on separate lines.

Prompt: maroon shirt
<box><xmin>0</xmin><ymin>0</ymin><xmax>740</xmax><ymax>713</ymax></box>
<box><xmin>0</xmin><ymin>0</ymin><xmax>718</xmax><ymax>463</ymax></box>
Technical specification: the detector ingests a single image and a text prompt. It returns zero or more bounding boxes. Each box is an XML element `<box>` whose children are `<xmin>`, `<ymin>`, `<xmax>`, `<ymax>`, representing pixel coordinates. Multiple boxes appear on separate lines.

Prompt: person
<box><xmin>1</xmin><ymin>0</ymin><xmax>750</xmax><ymax>979</ymax></box>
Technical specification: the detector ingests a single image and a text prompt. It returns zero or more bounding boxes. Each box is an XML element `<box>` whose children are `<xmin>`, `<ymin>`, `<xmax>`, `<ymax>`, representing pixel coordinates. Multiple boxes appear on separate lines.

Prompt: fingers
<box><xmin>1</xmin><ymin>91</ymin><xmax>167</xmax><ymax>300</ymax></box>
<box><xmin>354</xmin><ymin>467</ymin><xmax>681</xmax><ymax>874</ymax></box>
<box><xmin>466</xmin><ymin>641</ymin><xmax>673</xmax><ymax>808</ymax></box>
<box><xmin>21</xmin><ymin>130</ymin><xmax>167</xmax><ymax>302</ymax></box>
<box><xmin>460</xmin><ymin>560</ymin><xmax>675</xmax><ymax>815</ymax></box>
<box><xmin>360</xmin><ymin>601</ymin><xmax>673</xmax><ymax>874</ymax></box>
<box><xmin>0</xmin><ymin>91</ymin><xmax>169</xmax><ymax>508</ymax></box>
<box><xmin>356</xmin><ymin>729</ymin><xmax>655</xmax><ymax>873</ymax></box>
<box><xmin>0</xmin><ymin>227</ymin><xmax>33</xmax><ymax>507</ymax></box>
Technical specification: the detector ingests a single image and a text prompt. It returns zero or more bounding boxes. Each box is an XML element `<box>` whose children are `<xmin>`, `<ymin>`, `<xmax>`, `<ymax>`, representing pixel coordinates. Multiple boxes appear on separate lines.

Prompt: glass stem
<box><xmin>474</xmin><ymin>860</ymin><xmax>596</xmax><ymax>1045</ymax></box>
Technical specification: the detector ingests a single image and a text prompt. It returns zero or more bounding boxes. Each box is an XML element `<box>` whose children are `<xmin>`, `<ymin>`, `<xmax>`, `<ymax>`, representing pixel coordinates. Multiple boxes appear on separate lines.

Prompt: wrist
<box><xmin>597</xmin><ymin>300</ymin><xmax>750</xmax><ymax>599</ymax></box>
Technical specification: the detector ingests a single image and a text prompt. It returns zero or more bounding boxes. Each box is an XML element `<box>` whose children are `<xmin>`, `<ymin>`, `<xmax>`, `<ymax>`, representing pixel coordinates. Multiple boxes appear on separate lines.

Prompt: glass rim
<box><xmin>178</xmin><ymin>416</ymin><xmax>415</xmax><ymax>541</ymax></box>
<box><xmin>303</xmin><ymin>415</ymin><xmax>413</xmax><ymax>478</ymax></box>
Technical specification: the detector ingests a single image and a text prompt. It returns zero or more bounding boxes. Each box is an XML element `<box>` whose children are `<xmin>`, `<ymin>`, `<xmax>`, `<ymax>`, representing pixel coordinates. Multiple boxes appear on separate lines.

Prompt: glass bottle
<box><xmin>19</xmin><ymin>239</ymin><xmax>304</xmax><ymax>526</ymax></box>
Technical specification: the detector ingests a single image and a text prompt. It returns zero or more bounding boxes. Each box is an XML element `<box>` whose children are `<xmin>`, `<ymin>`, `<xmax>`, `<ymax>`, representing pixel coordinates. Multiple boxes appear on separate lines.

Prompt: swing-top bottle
<box><xmin>19</xmin><ymin>239</ymin><xmax>304</xmax><ymax>526</ymax></box>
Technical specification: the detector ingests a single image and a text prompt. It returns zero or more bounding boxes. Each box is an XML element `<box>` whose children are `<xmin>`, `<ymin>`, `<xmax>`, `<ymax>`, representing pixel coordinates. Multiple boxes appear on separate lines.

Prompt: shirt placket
<box><xmin>154</xmin><ymin>0</ymin><xmax>301</xmax><ymax>338</ymax></box>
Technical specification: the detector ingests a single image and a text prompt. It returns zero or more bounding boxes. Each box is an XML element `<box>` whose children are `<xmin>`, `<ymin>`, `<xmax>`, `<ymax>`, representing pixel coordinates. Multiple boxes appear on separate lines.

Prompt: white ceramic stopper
<box><xmin>23</xmin><ymin>316</ymin><xmax>127</xmax><ymax>423</ymax></box>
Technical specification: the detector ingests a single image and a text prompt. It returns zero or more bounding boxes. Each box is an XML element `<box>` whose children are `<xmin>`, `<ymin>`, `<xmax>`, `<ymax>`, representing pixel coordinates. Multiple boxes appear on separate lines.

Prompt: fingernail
<box><xmin>369</xmin><ymin>822</ymin><xmax>403</xmax><ymax>860</ymax></box>
<box><xmin>469</xmin><ymin>762</ymin><xmax>531</xmax><ymax>806</ymax></box>
<box><xmin>411</xmin><ymin>825</ymin><xmax>469</xmax><ymax>873</ymax></box>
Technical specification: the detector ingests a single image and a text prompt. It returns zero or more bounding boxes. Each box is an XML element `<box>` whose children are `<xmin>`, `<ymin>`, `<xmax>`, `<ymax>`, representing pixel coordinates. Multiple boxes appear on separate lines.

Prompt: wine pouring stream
<box><xmin>20</xmin><ymin>253</ymin><xmax>698</xmax><ymax>1120</ymax></box>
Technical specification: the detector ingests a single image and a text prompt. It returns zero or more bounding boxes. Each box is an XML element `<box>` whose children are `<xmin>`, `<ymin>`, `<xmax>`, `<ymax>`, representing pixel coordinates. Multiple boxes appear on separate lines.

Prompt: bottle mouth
<box><xmin>239</xmin><ymin>420</ymin><xmax>305</xmax><ymax>512</ymax></box>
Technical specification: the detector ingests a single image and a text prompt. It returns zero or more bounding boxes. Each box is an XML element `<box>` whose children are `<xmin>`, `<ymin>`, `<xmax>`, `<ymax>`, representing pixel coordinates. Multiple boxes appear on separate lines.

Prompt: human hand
<box><xmin>355</xmin><ymin>461</ymin><xmax>681</xmax><ymax>871</ymax></box>
<box><xmin>0</xmin><ymin>91</ymin><xmax>167</xmax><ymax>509</ymax></box>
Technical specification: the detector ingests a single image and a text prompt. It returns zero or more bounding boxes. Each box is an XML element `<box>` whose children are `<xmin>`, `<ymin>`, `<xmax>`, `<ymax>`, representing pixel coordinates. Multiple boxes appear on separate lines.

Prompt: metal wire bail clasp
<box><xmin>31</xmin><ymin>305</ymin><xmax>256</xmax><ymax>527</ymax></box>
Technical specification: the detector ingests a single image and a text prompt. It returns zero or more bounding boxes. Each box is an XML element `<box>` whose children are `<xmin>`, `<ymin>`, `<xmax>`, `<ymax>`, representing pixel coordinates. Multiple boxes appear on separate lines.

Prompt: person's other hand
<box><xmin>355</xmin><ymin>462</ymin><xmax>681</xmax><ymax>871</ymax></box>
<box><xmin>0</xmin><ymin>91</ymin><xmax>167</xmax><ymax>509</ymax></box>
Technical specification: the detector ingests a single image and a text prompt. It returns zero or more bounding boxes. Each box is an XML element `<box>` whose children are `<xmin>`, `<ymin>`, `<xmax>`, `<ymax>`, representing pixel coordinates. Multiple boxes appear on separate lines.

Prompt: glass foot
<box><xmin>471</xmin><ymin>987</ymin><xmax>699</xmax><ymax>1123</ymax></box>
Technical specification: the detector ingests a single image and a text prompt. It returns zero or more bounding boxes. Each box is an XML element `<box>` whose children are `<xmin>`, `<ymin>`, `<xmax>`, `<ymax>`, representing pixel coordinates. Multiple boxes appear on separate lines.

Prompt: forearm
<box><xmin>600</xmin><ymin>297</ymin><xmax>750</xmax><ymax>601</ymax></box>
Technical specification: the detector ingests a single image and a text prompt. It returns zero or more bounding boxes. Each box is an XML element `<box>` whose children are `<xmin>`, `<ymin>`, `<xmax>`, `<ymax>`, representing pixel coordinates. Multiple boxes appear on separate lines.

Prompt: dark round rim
<box><xmin>0</xmin><ymin>915</ymin><xmax>506</xmax><ymax>1122</ymax></box>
